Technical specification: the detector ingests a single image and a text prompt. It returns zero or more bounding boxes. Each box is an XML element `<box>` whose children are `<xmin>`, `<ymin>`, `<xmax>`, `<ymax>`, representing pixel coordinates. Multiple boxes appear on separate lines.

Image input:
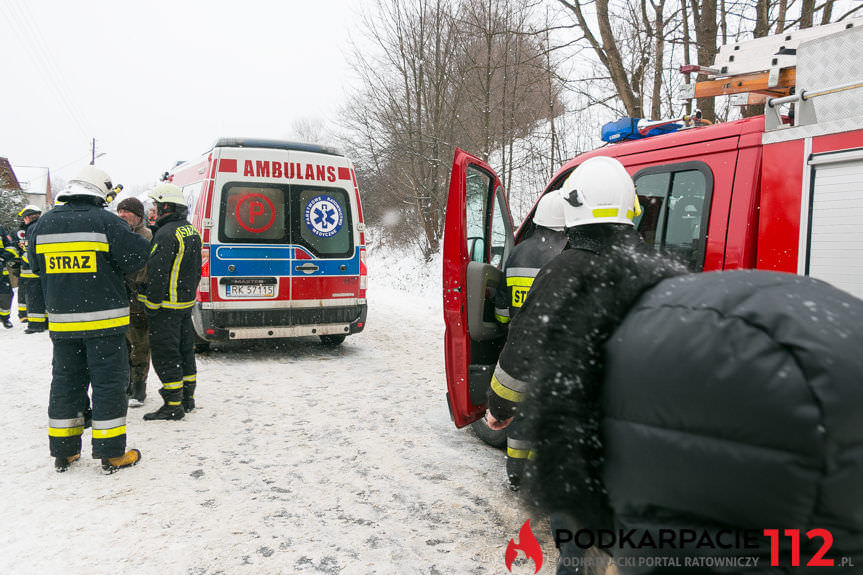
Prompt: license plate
<box><xmin>225</xmin><ymin>284</ymin><xmax>276</xmax><ymax>298</ymax></box>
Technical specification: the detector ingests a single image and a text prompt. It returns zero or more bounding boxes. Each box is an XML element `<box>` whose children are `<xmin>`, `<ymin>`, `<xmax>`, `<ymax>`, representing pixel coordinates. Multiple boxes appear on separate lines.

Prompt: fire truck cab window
<box><xmin>465</xmin><ymin>166</ymin><xmax>493</xmax><ymax>263</ymax></box>
<box><xmin>633</xmin><ymin>162</ymin><xmax>712</xmax><ymax>271</ymax></box>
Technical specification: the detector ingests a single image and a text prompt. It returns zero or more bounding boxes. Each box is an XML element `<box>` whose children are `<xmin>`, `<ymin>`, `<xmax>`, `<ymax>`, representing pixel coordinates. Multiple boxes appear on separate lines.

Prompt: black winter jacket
<box><xmin>27</xmin><ymin>200</ymin><xmax>150</xmax><ymax>338</ymax></box>
<box><xmin>139</xmin><ymin>213</ymin><xmax>202</xmax><ymax>312</ymax></box>
<box><xmin>599</xmin><ymin>270</ymin><xmax>863</xmax><ymax>572</ymax></box>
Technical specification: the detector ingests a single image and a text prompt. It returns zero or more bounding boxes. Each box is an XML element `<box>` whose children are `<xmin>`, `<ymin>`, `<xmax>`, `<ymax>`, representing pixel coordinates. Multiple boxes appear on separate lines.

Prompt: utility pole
<box><xmin>90</xmin><ymin>138</ymin><xmax>96</xmax><ymax>165</ymax></box>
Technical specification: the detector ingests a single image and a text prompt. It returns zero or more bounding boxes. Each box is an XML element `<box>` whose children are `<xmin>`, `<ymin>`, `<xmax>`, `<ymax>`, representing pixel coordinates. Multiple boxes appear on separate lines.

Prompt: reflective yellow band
<box><xmin>182</xmin><ymin>374</ymin><xmax>197</xmax><ymax>382</ymax></box>
<box><xmin>495</xmin><ymin>314</ymin><xmax>510</xmax><ymax>324</ymax></box>
<box><xmin>21</xmin><ymin>272</ymin><xmax>38</xmax><ymax>279</ymax></box>
<box><xmin>0</xmin><ymin>311</ymin><xmax>9</xmax><ymax>317</ymax></box>
<box><xmin>36</xmin><ymin>241</ymin><xmax>109</xmax><ymax>254</ymax></box>
<box><xmin>507</xmin><ymin>447</ymin><xmax>532</xmax><ymax>459</ymax></box>
<box><xmin>491</xmin><ymin>374</ymin><xmax>523</xmax><ymax>403</ymax></box>
<box><xmin>162</xmin><ymin>300</ymin><xmax>195</xmax><ymax>310</ymax></box>
<box><xmin>49</xmin><ymin>426</ymin><xmax>84</xmax><ymax>437</ymax></box>
<box><xmin>506</xmin><ymin>276</ymin><xmax>534</xmax><ymax>288</ymax></box>
<box><xmin>49</xmin><ymin>316</ymin><xmax>129</xmax><ymax>332</ymax></box>
<box><xmin>167</xmin><ymin>401</ymin><xmax>182</xmax><ymax>406</ymax></box>
<box><xmin>163</xmin><ymin>381</ymin><xmax>184</xmax><ymax>390</ymax></box>
<box><xmin>626</xmin><ymin>209</ymin><xmax>635</xmax><ymax>219</ymax></box>
<box><xmin>92</xmin><ymin>426</ymin><xmax>126</xmax><ymax>439</ymax></box>
<box><xmin>28</xmin><ymin>316</ymin><xmax>46</xmax><ymax>323</ymax></box>
<box><xmin>137</xmin><ymin>294</ymin><xmax>161</xmax><ymax>310</ymax></box>
<box><xmin>593</xmin><ymin>208</ymin><xmax>619</xmax><ymax>218</ymax></box>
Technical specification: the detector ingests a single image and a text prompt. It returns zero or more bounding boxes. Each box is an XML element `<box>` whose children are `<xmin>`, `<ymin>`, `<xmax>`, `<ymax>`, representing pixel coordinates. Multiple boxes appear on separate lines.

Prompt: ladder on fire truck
<box><xmin>679</xmin><ymin>19</ymin><xmax>863</xmax><ymax>131</ymax></box>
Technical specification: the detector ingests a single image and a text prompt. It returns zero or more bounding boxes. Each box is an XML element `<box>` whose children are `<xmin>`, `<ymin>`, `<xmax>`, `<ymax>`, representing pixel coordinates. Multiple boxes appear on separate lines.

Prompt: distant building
<box><xmin>0</xmin><ymin>158</ymin><xmax>19</xmax><ymax>191</ymax></box>
<box><xmin>10</xmin><ymin>164</ymin><xmax>52</xmax><ymax>210</ymax></box>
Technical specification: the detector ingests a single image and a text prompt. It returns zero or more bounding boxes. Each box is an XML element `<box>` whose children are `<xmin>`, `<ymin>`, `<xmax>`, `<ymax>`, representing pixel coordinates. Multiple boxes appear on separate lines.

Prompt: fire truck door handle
<box><xmin>295</xmin><ymin>263</ymin><xmax>319</xmax><ymax>274</ymax></box>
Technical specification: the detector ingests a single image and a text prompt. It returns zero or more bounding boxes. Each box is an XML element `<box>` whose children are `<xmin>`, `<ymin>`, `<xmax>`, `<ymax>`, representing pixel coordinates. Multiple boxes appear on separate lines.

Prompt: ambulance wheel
<box><xmin>470</xmin><ymin>418</ymin><xmax>506</xmax><ymax>449</ymax></box>
<box><xmin>319</xmin><ymin>334</ymin><xmax>346</xmax><ymax>346</ymax></box>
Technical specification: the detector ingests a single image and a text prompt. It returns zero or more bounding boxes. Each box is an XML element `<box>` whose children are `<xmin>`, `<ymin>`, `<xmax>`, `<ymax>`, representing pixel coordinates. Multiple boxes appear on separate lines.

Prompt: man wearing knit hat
<box><xmin>117</xmin><ymin>197</ymin><xmax>152</xmax><ymax>407</ymax></box>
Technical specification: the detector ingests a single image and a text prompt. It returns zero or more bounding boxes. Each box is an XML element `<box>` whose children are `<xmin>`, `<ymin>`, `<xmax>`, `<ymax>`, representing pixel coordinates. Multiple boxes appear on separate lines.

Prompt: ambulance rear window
<box><xmin>294</xmin><ymin>186</ymin><xmax>353</xmax><ymax>258</ymax></box>
<box><xmin>219</xmin><ymin>184</ymin><xmax>288</xmax><ymax>243</ymax></box>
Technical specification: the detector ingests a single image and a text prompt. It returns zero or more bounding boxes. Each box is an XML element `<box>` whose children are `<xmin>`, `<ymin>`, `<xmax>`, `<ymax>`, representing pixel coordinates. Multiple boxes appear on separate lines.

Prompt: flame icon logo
<box><xmin>505</xmin><ymin>520</ymin><xmax>543</xmax><ymax>573</ymax></box>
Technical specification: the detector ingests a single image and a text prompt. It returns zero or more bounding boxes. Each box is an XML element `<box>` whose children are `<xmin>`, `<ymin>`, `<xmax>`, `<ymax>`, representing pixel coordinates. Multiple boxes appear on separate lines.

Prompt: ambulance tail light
<box><xmin>198</xmin><ymin>246</ymin><xmax>211</xmax><ymax>302</ymax></box>
<box><xmin>359</xmin><ymin>247</ymin><xmax>367</xmax><ymax>295</ymax></box>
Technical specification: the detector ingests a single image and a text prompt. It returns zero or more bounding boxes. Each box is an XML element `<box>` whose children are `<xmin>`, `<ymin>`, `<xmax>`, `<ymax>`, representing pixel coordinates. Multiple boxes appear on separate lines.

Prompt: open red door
<box><xmin>443</xmin><ymin>149</ymin><xmax>514</xmax><ymax>428</ymax></box>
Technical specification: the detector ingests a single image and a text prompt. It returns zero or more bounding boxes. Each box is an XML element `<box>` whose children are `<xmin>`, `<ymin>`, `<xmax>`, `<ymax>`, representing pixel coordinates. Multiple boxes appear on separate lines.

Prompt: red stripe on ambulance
<box><xmin>219</xmin><ymin>159</ymin><xmax>238</xmax><ymax>173</ymax></box>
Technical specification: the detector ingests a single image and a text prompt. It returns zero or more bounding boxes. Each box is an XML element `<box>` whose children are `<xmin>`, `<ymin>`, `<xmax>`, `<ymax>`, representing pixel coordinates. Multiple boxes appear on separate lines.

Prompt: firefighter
<box><xmin>28</xmin><ymin>166</ymin><xmax>150</xmax><ymax>473</ymax></box>
<box><xmin>491</xmin><ymin>191</ymin><xmax>568</xmax><ymax>490</ymax></box>
<box><xmin>0</xmin><ymin>224</ymin><xmax>17</xmax><ymax>328</ymax></box>
<box><xmin>485</xmin><ymin>157</ymin><xmax>685</xmax><ymax>574</ymax></box>
<box><xmin>139</xmin><ymin>183</ymin><xmax>202</xmax><ymax>421</ymax></box>
<box><xmin>493</xmin><ymin>192</ymin><xmax>568</xmax><ymax>326</ymax></box>
<box><xmin>17</xmin><ymin>205</ymin><xmax>48</xmax><ymax>333</ymax></box>
<box><xmin>116</xmin><ymin>197</ymin><xmax>152</xmax><ymax>407</ymax></box>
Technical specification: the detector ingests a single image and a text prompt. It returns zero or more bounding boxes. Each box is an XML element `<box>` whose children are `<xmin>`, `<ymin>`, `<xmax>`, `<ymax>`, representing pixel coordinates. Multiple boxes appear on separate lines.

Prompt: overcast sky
<box><xmin>0</xmin><ymin>0</ymin><xmax>368</xmax><ymax>189</ymax></box>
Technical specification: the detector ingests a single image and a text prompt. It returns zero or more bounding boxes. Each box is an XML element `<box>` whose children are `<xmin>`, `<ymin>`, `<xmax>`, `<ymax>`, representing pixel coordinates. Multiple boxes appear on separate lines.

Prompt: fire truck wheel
<box><xmin>194</xmin><ymin>333</ymin><xmax>211</xmax><ymax>353</ymax></box>
<box><xmin>470</xmin><ymin>418</ymin><xmax>506</xmax><ymax>449</ymax></box>
<box><xmin>319</xmin><ymin>334</ymin><xmax>346</xmax><ymax>346</ymax></box>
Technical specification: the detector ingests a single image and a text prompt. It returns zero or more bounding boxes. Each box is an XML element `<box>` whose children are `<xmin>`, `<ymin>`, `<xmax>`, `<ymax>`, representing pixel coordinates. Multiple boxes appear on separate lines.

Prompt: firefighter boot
<box><xmin>2</xmin><ymin>317</ymin><xmax>12</xmax><ymax>329</ymax></box>
<box><xmin>101</xmin><ymin>449</ymin><xmax>142</xmax><ymax>474</ymax></box>
<box><xmin>54</xmin><ymin>453</ymin><xmax>80</xmax><ymax>473</ymax></box>
<box><xmin>128</xmin><ymin>381</ymin><xmax>147</xmax><ymax>408</ymax></box>
<box><xmin>182</xmin><ymin>382</ymin><xmax>196</xmax><ymax>413</ymax></box>
<box><xmin>143</xmin><ymin>388</ymin><xmax>184</xmax><ymax>421</ymax></box>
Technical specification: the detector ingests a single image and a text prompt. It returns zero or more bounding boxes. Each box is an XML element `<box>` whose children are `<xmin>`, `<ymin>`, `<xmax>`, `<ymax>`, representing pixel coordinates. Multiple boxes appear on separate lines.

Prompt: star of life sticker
<box><xmin>304</xmin><ymin>195</ymin><xmax>344</xmax><ymax>238</ymax></box>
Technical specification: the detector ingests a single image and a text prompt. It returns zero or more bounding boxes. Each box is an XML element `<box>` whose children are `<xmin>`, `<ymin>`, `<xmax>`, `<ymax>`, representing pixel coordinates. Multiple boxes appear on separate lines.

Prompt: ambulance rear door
<box><xmin>210</xmin><ymin>148</ymin><xmax>296</xmax><ymax>331</ymax></box>
<box><xmin>443</xmin><ymin>148</ymin><xmax>514</xmax><ymax>428</ymax></box>
<box><xmin>287</xmin><ymin>150</ymin><xmax>362</xmax><ymax>334</ymax></box>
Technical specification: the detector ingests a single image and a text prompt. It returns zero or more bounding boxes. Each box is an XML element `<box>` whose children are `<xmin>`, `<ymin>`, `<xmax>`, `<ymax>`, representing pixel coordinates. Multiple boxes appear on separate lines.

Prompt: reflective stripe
<box><xmin>507</xmin><ymin>446</ymin><xmax>532</xmax><ymax>459</ymax></box>
<box><xmin>18</xmin><ymin>305</ymin><xmax>26</xmax><ymax>311</ymax></box>
<box><xmin>137</xmin><ymin>294</ymin><xmax>161</xmax><ymax>310</ymax></box>
<box><xmin>506</xmin><ymin>276</ymin><xmax>534</xmax><ymax>288</ymax></box>
<box><xmin>36</xmin><ymin>232</ymin><xmax>108</xmax><ymax>244</ymax></box>
<box><xmin>495</xmin><ymin>313</ymin><xmax>510</xmax><ymax>324</ymax></box>
<box><xmin>50</xmin><ymin>316</ymin><xmax>129</xmax><ymax>332</ymax></box>
<box><xmin>491</xmin><ymin>374</ymin><xmax>524</xmax><ymax>403</ymax></box>
<box><xmin>92</xmin><ymin>417</ymin><xmax>126</xmax><ymax>429</ymax></box>
<box><xmin>35</xmin><ymin>241</ymin><xmax>109</xmax><ymax>254</ymax></box>
<box><xmin>507</xmin><ymin>267</ymin><xmax>540</xmax><ymax>279</ymax></box>
<box><xmin>494</xmin><ymin>367</ymin><xmax>529</xmax><ymax>393</ymax></box>
<box><xmin>28</xmin><ymin>316</ymin><xmax>46</xmax><ymax>323</ymax></box>
<box><xmin>50</xmin><ymin>307</ymin><xmax>129</xmax><ymax>322</ymax></box>
<box><xmin>162</xmin><ymin>381</ymin><xmax>184</xmax><ymax>390</ymax></box>
<box><xmin>162</xmin><ymin>300</ymin><xmax>195</xmax><ymax>310</ymax></box>
<box><xmin>182</xmin><ymin>374</ymin><xmax>197</xmax><ymax>382</ymax></box>
<box><xmin>21</xmin><ymin>272</ymin><xmax>38</xmax><ymax>279</ymax></box>
<box><xmin>49</xmin><ymin>426</ymin><xmax>84</xmax><ymax>437</ymax></box>
<box><xmin>3</xmin><ymin>247</ymin><xmax>16</xmax><ymax>256</ymax></box>
<box><xmin>626</xmin><ymin>209</ymin><xmax>635</xmax><ymax>220</ymax></box>
<box><xmin>92</xmin><ymin>426</ymin><xmax>126</xmax><ymax>439</ymax></box>
<box><xmin>49</xmin><ymin>417</ymin><xmax>85</xmax><ymax>427</ymax></box>
<box><xmin>593</xmin><ymin>208</ymin><xmax>619</xmax><ymax>218</ymax></box>
<box><xmin>167</xmin><ymin>401</ymin><xmax>182</xmax><ymax>406</ymax></box>
<box><xmin>169</xmin><ymin>228</ymin><xmax>186</xmax><ymax>304</ymax></box>
<box><xmin>0</xmin><ymin>310</ymin><xmax>9</xmax><ymax>317</ymax></box>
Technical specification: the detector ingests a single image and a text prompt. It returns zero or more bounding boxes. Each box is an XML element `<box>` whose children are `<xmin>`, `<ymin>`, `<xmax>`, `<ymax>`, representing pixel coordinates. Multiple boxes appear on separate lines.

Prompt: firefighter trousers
<box><xmin>126</xmin><ymin>311</ymin><xmax>150</xmax><ymax>383</ymax></box>
<box><xmin>148</xmin><ymin>309</ymin><xmax>196</xmax><ymax>405</ymax></box>
<box><xmin>21</xmin><ymin>276</ymin><xmax>46</xmax><ymax>328</ymax></box>
<box><xmin>0</xmin><ymin>273</ymin><xmax>12</xmax><ymax>319</ymax></box>
<box><xmin>506</xmin><ymin>412</ymin><xmax>531</xmax><ymax>488</ymax></box>
<box><xmin>48</xmin><ymin>333</ymin><xmax>130</xmax><ymax>459</ymax></box>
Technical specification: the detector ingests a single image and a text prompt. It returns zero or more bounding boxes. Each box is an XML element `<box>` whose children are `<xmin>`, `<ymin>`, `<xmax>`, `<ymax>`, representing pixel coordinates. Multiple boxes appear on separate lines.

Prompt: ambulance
<box><xmin>443</xmin><ymin>22</ymin><xmax>863</xmax><ymax>441</ymax></box>
<box><xmin>166</xmin><ymin>138</ymin><xmax>367</xmax><ymax>348</ymax></box>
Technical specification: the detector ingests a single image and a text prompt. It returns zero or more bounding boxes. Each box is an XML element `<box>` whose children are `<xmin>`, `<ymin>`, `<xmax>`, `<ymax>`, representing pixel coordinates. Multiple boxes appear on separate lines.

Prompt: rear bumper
<box><xmin>192</xmin><ymin>303</ymin><xmax>367</xmax><ymax>342</ymax></box>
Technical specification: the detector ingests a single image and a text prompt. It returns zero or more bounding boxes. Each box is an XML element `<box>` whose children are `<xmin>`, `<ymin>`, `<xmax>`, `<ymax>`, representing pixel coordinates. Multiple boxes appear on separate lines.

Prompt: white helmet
<box><xmin>18</xmin><ymin>204</ymin><xmax>42</xmax><ymax>218</ymax></box>
<box><xmin>558</xmin><ymin>156</ymin><xmax>641</xmax><ymax>228</ymax></box>
<box><xmin>148</xmin><ymin>183</ymin><xmax>186</xmax><ymax>206</ymax></box>
<box><xmin>532</xmin><ymin>192</ymin><xmax>566</xmax><ymax>231</ymax></box>
<box><xmin>57</xmin><ymin>165</ymin><xmax>114</xmax><ymax>201</ymax></box>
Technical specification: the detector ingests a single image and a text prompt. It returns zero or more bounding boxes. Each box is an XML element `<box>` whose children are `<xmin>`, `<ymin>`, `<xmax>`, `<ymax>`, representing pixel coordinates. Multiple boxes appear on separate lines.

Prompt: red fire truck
<box><xmin>442</xmin><ymin>21</ymin><xmax>863</xmax><ymax>440</ymax></box>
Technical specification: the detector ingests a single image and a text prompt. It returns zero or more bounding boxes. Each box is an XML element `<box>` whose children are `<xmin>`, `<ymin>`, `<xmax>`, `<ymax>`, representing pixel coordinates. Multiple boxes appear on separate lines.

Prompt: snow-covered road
<box><xmin>0</xmin><ymin>287</ymin><xmax>556</xmax><ymax>574</ymax></box>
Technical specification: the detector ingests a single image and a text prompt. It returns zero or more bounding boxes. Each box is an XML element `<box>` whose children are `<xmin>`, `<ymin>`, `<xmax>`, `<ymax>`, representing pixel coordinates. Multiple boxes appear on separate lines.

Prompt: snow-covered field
<box><xmin>0</xmin><ymin>249</ymin><xmax>559</xmax><ymax>575</ymax></box>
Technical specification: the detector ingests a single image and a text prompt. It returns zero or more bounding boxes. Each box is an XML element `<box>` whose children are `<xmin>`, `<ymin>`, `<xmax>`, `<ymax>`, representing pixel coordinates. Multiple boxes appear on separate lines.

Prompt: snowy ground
<box><xmin>0</xmin><ymin>251</ymin><xmax>562</xmax><ymax>575</ymax></box>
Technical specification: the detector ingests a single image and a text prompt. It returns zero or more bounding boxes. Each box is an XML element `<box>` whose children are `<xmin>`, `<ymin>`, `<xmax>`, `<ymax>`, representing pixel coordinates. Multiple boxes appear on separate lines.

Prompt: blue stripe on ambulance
<box><xmin>210</xmin><ymin>245</ymin><xmax>361</xmax><ymax>277</ymax></box>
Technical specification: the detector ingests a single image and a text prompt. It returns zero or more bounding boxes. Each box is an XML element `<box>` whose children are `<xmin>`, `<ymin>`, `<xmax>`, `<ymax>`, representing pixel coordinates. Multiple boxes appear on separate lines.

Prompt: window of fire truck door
<box><xmin>294</xmin><ymin>186</ymin><xmax>353</xmax><ymax>258</ymax></box>
<box><xmin>219</xmin><ymin>184</ymin><xmax>288</xmax><ymax>243</ymax></box>
<box><xmin>633</xmin><ymin>162</ymin><xmax>712</xmax><ymax>271</ymax></box>
<box><xmin>465</xmin><ymin>165</ymin><xmax>491</xmax><ymax>263</ymax></box>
